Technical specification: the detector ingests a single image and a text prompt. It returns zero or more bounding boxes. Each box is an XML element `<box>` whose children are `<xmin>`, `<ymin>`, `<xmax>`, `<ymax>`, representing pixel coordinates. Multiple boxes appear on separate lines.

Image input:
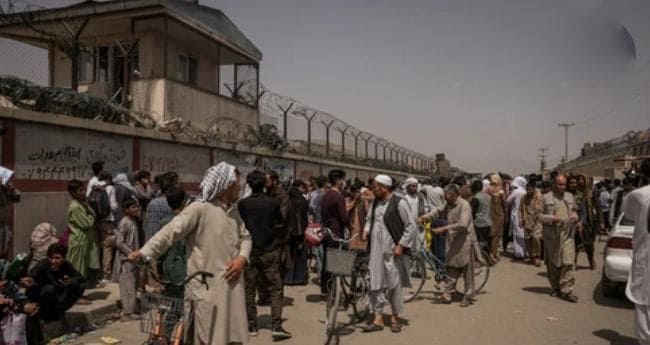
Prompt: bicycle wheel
<box><xmin>403</xmin><ymin>253</ymin><xmax>427</xmax><ymax>303</ymax></box>
<box><xmin>324</xmin><ymin>276</ymin><xmax>341</xmax><ymax>345</ymax></box>
<box><xmin>454</xmin><ymin>248</ymin><xmax>491</xmax><ymax>296</ymax></box>
<box><xmin>350</xmin><ymin>267</ymin><xmax>370</xmax><ymax>322</ymax></box>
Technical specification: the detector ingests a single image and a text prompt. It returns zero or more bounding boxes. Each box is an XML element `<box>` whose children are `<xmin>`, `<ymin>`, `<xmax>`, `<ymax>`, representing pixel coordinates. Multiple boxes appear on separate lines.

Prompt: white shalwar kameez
<box><xmin>508</xmin><ymin>176</ymin><xmax>527</xmax><ymax>258</ymax></box>
<box><xmin>623</xmin><ymin>185</ymin><xmax>650</xmax><ymax>345</ymax></box>
<box><xmin>365</xmin><ymin>198</ymin><xmax>415</xmax><ymax>315</ymax></box>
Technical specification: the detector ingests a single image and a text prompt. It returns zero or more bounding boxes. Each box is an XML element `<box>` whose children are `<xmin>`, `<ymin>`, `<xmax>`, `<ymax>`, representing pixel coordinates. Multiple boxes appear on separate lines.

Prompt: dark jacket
<box><xmin>29</xmin><ymin>259</ymin><xmax>84</xmax><ymax>290</ymax></box>
<box><xmin>287</xmin><ymin>188</ymin><xmax>309</xmax><ymax>237</ymax></box>
<box><xmin>321</xmin><ymin>190</ymin><xmax>350</xmax><ymax>239</ymax></box>
<box><xmin>238</xmin><ymin>193</ymin><xmax>284</xmax><ymax>251</ymax></box>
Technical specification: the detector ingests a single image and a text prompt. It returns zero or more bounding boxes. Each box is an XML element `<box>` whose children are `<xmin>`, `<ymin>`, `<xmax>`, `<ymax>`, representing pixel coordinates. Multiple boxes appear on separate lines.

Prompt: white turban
<box><xmin>199</xmin><ymin>162</ymin><xmax>238</xmax><ymax>202</ymax></box>
<box><xmin>482</xmin><ymin>179</ymin><xmax>490</xmax><ymax>192</ymax></box>
<box><xmin>375</xmin><ymin>174</ymin><xmax>392</xmax><ymax>187</ymax></box>
<box><xmin>511</xmin><ymin>176</ymin><xmax>527</xmax><ymax>190</ymax></box>
<box><xmin>0</xmin><ymin>167</ymin><xmax>14</xmax><ymax>186</ymax></box>
<box><xmin>404</xmin><ymin>177</ymin><xmax>418</xmax><ymax>186</ymax></box>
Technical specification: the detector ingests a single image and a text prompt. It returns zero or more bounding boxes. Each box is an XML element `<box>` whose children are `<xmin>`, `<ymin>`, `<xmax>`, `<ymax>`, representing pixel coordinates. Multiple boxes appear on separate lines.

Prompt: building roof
<box><xmin>0</xmin><ymin>0</ymin><xmax>262</xmax><ymax>61</ymax></box>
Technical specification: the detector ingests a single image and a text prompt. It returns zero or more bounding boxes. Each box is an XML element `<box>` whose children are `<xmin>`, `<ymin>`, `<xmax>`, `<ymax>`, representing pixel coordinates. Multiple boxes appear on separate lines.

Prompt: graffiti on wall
<box><xmin>15</xmin><ymin>123</ymin><xmax>131</xmax><ymax>180</ymax></box>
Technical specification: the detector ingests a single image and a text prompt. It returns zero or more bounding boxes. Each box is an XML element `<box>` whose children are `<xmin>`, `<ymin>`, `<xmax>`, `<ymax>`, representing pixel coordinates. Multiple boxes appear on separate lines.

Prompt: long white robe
<box><xmin>623</xmin><ymin>185</ymin><xmax>650</xmax><ymax>345</ymax></box>
<box><xmin>508</xmin><ymin>177</ymin><xmax>527</xmax><ymax>258</ymax></box>
<box><xmin>141</xmin><ymin>201</ymin><xmax>252</xmax><ymax>345</ymax></box>
<box><xmin>364</xmin><ymin>197</ymin><xmax>416</xmax><ymax>314</ymax></box>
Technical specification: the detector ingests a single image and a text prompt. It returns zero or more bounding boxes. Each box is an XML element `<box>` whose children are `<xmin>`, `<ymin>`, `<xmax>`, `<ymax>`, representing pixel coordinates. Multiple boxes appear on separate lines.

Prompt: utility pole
<box><xmin>558</xmin><ymin>122</ymin><xmax>575</xmax><ymax>162</ymax></box>
<box><xmin>537</xmin><ymin>147</ymin><xmax>548</xmax><ymax>172</ymax></box>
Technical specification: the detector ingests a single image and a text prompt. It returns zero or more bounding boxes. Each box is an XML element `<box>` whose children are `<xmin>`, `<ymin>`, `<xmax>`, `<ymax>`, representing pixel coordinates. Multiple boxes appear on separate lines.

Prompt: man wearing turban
<box><xmin>130</xmin><ymin>162</ymin><xmax>252</xmax><ymax>345</ymax></box>
<box><xmin>362</xmin><ymin>174</ymin><xmax>416</xmax><ymax>333</ymax></box>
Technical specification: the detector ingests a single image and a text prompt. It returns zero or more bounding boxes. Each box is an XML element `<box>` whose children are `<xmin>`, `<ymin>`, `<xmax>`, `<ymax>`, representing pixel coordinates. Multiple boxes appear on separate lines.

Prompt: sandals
<box><xmin>561</xmin><ymin>293</ymin><xmax>578</xmax><ymax>303</ymax></box>
<box><xmin>438</xmin><ymin>296</ymin><xmax>452</xmax><ymax>304</ymax></box>
<box><xmin>362</xmin><ymin>323</ymin><xmax>384</xmax><ymax>333</ymax></box>
<box><xmin>390</xmin><ymin>323</ymin><xmax>402</xmax><ymax>333</ymax></box>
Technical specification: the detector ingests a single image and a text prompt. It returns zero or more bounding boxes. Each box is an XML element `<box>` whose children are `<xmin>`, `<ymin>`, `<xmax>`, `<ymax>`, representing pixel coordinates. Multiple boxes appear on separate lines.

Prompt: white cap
<box><xmin>375</xmin><ymin>174</ymin><xmax>392</xmax><ymax>187</ymax></box>
<box><xmin>404</xmin><ymin>177</ymin><xmax>418</xmax><ymax>186</ymax></box>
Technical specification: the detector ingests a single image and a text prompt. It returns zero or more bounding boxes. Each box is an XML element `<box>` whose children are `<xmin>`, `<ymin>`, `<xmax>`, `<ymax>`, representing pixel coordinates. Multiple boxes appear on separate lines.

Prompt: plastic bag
<box><xmin>0</xmin><ymin>313</ymin><xmax>27</xmax><ymax>345</ymax></box>
<box><xmin>304</xmin><ymin>223</ymin><xmax>324</xmax><ymax>246</ymax></box>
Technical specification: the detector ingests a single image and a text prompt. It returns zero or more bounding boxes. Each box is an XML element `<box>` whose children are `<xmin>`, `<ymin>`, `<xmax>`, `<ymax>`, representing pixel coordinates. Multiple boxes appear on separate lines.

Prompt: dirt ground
<box><xmin>76</xmin><ymin>241</ymin><xmax>637</xmax><ymax>345</ymax></box>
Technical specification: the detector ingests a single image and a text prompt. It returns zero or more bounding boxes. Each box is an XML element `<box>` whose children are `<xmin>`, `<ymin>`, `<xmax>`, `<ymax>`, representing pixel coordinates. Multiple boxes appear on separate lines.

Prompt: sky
<box><xmin>1</xmin><ymin>0</ymin><xmax>650</xmax><ymax>175</ymax></box>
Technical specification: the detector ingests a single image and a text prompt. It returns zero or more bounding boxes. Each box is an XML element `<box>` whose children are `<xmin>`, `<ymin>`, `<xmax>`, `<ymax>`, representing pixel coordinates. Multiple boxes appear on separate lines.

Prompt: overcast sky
<box><xmin>2</xmin><ymin>0</ymin><xmax>650</xmax><ymax>174</ymax></box>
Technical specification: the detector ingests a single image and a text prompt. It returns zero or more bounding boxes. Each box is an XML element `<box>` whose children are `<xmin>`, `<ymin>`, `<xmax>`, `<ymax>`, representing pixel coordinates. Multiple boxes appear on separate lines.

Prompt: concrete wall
<box><xmin>165</xmin><ymin>79</ymin><xmax>258</xmax><ymax>130</ymax></box>
<box><xmin>130</xmin><ymin>78</ymin><xmax>258</xmax><ymax>137</ymax></box>
<box><xmin>138</xmin><ymin>31</ymin><xmax>165</xmax><ymax>79</ymax></box>
<box><xmin>357</xmin><ymin>170</ymin><xmax>371</xmax><ymax>183</ymax></box>
<box><xmin>296</xmin><ymin>161</ymin><xmax>321</xmax><ymax>181</ymax></box>
<box><xmin>557</xmin><ymin>156</ymin><xmax>628</xmax><ymax>180</ymax></box>
<box><xmin>15</xmin><ymin>122</ymin><xmax>132</xmax><ymax>180</ymax></box>
<box><xmin>12</xmin><ymin>122</ymin><xmax>133</xmax><ymax>256</ymax></box>
<box><xmin>52</xmin><ymin>47</ymin><xmax>72</xmax><ymax>88</ymax></box>
<box><xmin>130</xmin><ymin>79</ymin><xmax>166</xmax><ymax>122</ymax></box>
<box><xmin>1</xmin><ymin>107</ymin><xmax>427</xmax><ymax>255</ymax></box>
<box><xmin>141</xmin><ymin>140</ymin><xmax>210</xmax><ymax>183</ymax></box>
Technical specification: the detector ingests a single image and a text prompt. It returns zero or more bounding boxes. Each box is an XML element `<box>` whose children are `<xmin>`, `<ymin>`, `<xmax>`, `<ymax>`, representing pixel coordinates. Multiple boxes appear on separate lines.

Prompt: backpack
<box><xmin>88</xmin><ymin>185</ymin><xmax>111</xmax><ymax>220</ymax></box>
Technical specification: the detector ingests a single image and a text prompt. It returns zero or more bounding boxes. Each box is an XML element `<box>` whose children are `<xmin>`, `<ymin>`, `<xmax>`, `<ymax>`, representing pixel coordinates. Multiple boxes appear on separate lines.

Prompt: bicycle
<box><xmin>133</xmin><ymin>257</ymin><xmax>214</xmax><ymax>345</ymax></box>
<box><xmin>321</xmin><ymin>227</ymin><xmax>370</xmax><ymax>345</ymax></box>
<box><xmin>403</xmin><ymin>224</ymin><xmax>491</xmax><ymax>303</ymax></box>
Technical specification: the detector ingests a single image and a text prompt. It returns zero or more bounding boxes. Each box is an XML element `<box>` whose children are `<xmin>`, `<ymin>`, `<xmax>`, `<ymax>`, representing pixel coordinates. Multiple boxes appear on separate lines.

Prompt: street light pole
<box><xmin>558</xmin><ymin>122</ymin><xmax>575</xmax><ymax>162</ymax></box>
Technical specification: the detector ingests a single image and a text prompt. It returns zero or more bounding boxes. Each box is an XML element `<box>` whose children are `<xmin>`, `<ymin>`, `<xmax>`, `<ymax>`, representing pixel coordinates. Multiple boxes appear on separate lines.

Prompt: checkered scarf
<box><xmin>199</xmin><ymin>162</ymin><xmax>237</xmax><ymax>202</ymax></box>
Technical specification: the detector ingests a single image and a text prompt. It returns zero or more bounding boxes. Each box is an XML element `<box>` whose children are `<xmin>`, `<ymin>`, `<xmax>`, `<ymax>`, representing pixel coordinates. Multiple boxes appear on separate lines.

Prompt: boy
<box><xmin>27</xmin><ymin>244</ymin><xmax>86</xmax><ymax>321</ymax></box>
<box><xmin>113</xmin><ymin>198</ymin><xmax>141</xmax><ymax>321</ymax></box>
<box><xmin>158</xmin><ymin>185</ymin><xmax>188</xmax><ymax>298</ymax></box>
<box><xmin>66</xmin><ymin>179</ymin><xmax>99</xmax><ymax>290</ymax></box>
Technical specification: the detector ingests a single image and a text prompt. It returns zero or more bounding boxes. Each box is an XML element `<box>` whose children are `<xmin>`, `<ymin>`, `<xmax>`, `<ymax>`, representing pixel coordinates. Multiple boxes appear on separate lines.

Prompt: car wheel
<box><xmin>601</xmin><ymin>273</ymin><xmax>619</xmax><ymax>298</ymax></box>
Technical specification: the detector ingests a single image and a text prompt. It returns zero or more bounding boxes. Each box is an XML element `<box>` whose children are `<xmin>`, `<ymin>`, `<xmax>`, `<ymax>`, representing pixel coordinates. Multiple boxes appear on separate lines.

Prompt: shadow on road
<box><xmin>592</xmin><ymin>283</ymin><xmax>634</xmax><ymax>310</ymax></box>
<box><xmin>85</xmin><ymin>291</ymin><xmax>111</xmax><ymax>300</ymax></box>
<box><xmin>283</xmin><ymin>296</ymin><xmax>295</xmax><ymax>306</ymax></box>
<box><xmin>256</xmin><ymin>315</ymin><xmax>288</xmax><ymax>330</ymax></box>
<box><xmin>593</xmin><ymin>329</ymin><xmax>637</xmax><ymax>345</ymax></box>
<box><xmin>306</xmin><ymin>294</ymin><xmax>323</xmax><ymax>303</ymax></box>
<box><xmin>522</xmin><ymin>286</ymin><xmax>553</xmax><ymax>295</ymax></box>
<box><xmin>536</xmin><ymin>271</ymin><xmax>548</xmax><ymax>278</ymax></box>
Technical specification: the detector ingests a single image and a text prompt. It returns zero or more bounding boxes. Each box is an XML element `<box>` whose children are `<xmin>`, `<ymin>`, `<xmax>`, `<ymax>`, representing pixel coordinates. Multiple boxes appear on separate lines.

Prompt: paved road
<box><xmin>76</xmin><ymin>241</ymin><xmax>636</xmax><ymax>345</ymax></box>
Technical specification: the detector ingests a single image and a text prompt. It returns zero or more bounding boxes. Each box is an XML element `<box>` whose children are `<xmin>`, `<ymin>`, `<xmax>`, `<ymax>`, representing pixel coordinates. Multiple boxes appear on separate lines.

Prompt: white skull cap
<box><xmin>374</xmin><ymin>174</ymin><xmax>392</xmax><ymax>187</ymax></box>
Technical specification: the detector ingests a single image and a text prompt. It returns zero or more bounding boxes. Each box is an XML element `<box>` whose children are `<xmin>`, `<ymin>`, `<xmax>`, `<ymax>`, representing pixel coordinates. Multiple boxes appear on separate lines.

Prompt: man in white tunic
<box><xmin>403</xmin><ymin>177</ymin><xmax>427</xmax><ymax>253</ymax></box>
<box><xmin>129</xmin><ymin>162</ymin><xmax>251</xmax><ymax>345</ymax></box>
<box><xmin>624</xmin><ymin>159</ymin><xmax>650</xmax><ymax>345</ymax></box>
<box><xmin>508</xmin><ymin>176</ymin><xmax>527</xmax><ymax>259</ymax></box>
<box><xmin>362</xmin><ymin>175</ymin><xmax>416</xmax><ymax>334</ymax></box>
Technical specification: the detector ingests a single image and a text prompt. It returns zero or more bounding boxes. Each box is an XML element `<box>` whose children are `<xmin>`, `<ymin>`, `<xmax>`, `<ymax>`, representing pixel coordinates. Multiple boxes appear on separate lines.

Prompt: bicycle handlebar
<box><xmin>321</xmin><ymin>227</ymin><xmax>359</xmax><ymax>244</ymax></box>
<box><xmin>132</xmin><ymin>256</ymin><xmax>214</xmax><ymax>290</ymax></box>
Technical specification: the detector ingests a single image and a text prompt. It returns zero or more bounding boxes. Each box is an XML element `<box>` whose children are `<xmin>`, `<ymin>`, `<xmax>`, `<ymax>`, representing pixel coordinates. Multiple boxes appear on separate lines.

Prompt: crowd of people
<box><xmin>0</xmin><ymin>157</ymin><xmax>648</xmax><ymax>345</ymax></box>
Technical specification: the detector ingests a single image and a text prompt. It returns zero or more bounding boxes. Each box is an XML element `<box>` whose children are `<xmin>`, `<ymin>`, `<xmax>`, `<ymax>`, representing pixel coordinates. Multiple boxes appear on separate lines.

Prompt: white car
<box><xmin>601</xmin><ymin>213</ymin><xmax>634</xmax><ymax>297</ymax></box>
